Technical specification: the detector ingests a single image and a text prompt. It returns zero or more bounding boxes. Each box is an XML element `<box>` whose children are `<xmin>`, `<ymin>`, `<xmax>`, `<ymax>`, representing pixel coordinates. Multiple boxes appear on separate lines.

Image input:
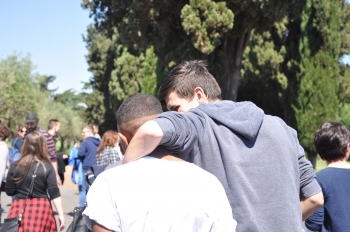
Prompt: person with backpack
<box><xmin>9</xmin><ymin>125</ymin><xmax>26</xmax><ymax>164</ymax></box>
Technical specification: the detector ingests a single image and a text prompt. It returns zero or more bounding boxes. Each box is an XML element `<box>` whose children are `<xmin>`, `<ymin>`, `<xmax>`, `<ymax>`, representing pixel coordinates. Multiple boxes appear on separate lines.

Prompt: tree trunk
<box><xmin>222</xmin><ymin>31</ymin><xmax>251</xmax><ymax>101</ymax></box>
<box><xmin>59</xmin><ymin>137</ymin><xmax>65</xmax><ymax>152</ymax></box>
<box><xmin>306</xmin><ymin>150</ymin><xmax>317</xmax><ymax>170</ymax></box>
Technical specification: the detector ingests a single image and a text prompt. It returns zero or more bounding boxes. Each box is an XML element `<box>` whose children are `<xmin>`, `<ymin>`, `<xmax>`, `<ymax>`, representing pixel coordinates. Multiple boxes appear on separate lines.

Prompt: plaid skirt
<box><xmin>8</xmin><ymin>197</ymin><xmax>57</xmax><ymax>232</ymax></box>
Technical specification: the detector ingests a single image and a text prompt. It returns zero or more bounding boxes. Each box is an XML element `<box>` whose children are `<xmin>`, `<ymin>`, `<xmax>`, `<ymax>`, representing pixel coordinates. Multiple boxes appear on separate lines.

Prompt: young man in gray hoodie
<box><xmin>123</xmin><ymin>60</ymin><xmax>323</xmax><ymax>232</ymax></box>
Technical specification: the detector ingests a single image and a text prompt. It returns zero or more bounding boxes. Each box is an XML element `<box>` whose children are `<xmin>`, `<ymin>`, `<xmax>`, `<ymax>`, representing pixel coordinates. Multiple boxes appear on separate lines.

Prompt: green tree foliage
<box><xmin>239</xmin><ymin>0</ymin><xmax>350</xmax><ymax>168</ymax></box>
<box><xmin>82</xmin><ymin>25</ymin><xmax>119</xmax><ymax>133</ymax></box>
<box><xmin>82</xmin><ymin>0</ymin><xmax>350</xmax><ymax>166</ymax></box>
<box><xmin>54</xmin><ymin>89</ymin><xmax>85</xmax><ymax>112</ymax></box>
<box><xmin>83</xmin><ymin>24</ymin><xmax>158</xmax><ymax>133</ymax></box>
<box><xmin>83</xmin><ymin>0</ymin><xmax>305</xmax><ymax>101</ymax></box>
<box><xmin>109</xmin><ymin>46</ymin><xmax>158</xmax><ymax>103</ymax></box>
<box><xmin>240</xmin><ymin>19</ymin><xmax>288</xmax><ymax>119</ymax></box>
<box><xmin>0</xmin><ymin>54</ymin><xmax>85</xmax><ymax>148</ymax></box>
<box><xmin>37</xmin><ymin>75</ymin><xmax>58</xmax><ymax>95</ymax></box>
<box><xmin>338</xmin><ymin>63</ymin><xmax>350</xmax><ymax>104</ymax></box>
<box><xmin>294</xmin><ymin>0</ymin><xmax>340</xmax><ymax>167</ymax></box>
<box><xmin>181</xmin><ymin>0</ymin><xmax>234</xmax><ymax>54</ymax></box>
<box><xmin>0</xmin><ymin>54</ymin><xmax>44</xmax><ymax>129</ymax></box>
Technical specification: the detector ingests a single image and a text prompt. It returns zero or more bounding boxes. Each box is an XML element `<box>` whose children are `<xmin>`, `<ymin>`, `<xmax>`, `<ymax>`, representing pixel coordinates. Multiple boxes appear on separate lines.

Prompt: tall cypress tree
<box><xmin>294</xmin><ymin>0</ymin><xmax>340</xmax><ymax>167</ymax></box>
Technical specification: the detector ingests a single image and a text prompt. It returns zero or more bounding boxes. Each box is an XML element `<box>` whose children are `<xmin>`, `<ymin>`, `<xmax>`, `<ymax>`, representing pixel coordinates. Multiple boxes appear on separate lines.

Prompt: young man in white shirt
<box><xmin>83</xmin><ymin>94</ymin><xmax>237</xmax><ymax>232</ymax></box>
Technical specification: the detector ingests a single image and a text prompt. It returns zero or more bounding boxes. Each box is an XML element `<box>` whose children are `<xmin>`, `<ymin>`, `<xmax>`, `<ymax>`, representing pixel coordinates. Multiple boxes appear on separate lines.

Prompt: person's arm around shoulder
<box><xmin>301</xmin><ymin>191</ymin><xmax>324</xmax><ymax>221</ymax></box>
<box><xmin>123</xmin><ymin>120</ymin><xmax>163</xmax><ymax>164</ymax></box>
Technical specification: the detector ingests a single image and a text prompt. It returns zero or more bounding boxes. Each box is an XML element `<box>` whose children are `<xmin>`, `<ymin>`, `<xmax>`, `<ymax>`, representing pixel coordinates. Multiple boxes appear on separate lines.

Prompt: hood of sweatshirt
<box><xmin>85</xmin><ymin>136</ymin><xmax>101</xmax><ymax>147</ymax></box>
<box><xmin>196</xmin><ymin>100</ymin><xmax>264</xmax><ymax>141</ymax></box>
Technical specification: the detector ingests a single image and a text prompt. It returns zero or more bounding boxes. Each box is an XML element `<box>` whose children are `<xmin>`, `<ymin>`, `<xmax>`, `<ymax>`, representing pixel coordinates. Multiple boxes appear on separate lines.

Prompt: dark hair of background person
<box><xmin>0</xmin><ymin>123</ymin><xmax>11</xmax><ymax>141</ymax></box>
<box><xmin>314</xmin><ymin>121</ymin><xmax>350</xmax><ymax>162</ymax></box>
<box><xmin>47</xmin><ymin>119</ymin><xmax>60</xmax><ymax>130</ymax></box>
<box><xmin>92</xmin><ymin>124</ymin><xmax>99</xmax><ymax>130</ymax></box>
<box><xmin>116</xmin><ymin>94</ymin><xmax>163</xmax><ymax>126</ymax></box>
<box><xmin>157</xmin><ymin>60</ymin><xmax>222</xmax><ymax>106</ymax></box>
<box><xmin>97</xmin><ymin>130</ymin><xmax>120</xmax><ymax>156</ymax></box>
<box><xmin>13</xmin><ymin>131</ymin><xmax>51</xmax><ymax>183</ymax></box>
<box><xmin>14</xmin><ymin>125</ymin><xmax>26</xmax><ymax>138</ymax></box>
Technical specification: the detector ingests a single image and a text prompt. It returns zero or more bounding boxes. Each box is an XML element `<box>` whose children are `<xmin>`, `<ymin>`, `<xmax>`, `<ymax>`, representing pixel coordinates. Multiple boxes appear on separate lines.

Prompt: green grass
<box><xmin>315</xmin><ymin>159</ymin><xmax>327</xmax><ymax>172</ymax></box>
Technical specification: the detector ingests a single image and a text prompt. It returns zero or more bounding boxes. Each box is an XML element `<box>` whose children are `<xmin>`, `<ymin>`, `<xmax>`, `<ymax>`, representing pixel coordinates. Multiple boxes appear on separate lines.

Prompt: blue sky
<box><xmin>0</xmin><ymin>1</ymin><xmax>93</xmax><ymax>93</ymax></box>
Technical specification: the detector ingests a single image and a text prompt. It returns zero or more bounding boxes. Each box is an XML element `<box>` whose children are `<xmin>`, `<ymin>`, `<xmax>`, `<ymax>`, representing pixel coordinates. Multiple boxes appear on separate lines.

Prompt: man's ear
<box><xmin>118</xmin><ymin>133</ymin><xmax>128</xmax><ymax>155</ymax></box>
<box><xmin>345</xmin><ymin>143</ymin><xmax>350</xmax><ymax>158</ymax></box>
<box><xmin>194</xmin><ymin>87</ymin><xmax>208</xmax><ymax>103</ymax></box>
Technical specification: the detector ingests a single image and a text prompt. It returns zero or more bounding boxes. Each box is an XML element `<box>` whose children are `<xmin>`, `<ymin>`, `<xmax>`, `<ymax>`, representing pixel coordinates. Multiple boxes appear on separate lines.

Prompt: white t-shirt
<box><xmin>83</xmin><ymin>156</ymin><xmax>236</xmax><ymax>232</ymax></box>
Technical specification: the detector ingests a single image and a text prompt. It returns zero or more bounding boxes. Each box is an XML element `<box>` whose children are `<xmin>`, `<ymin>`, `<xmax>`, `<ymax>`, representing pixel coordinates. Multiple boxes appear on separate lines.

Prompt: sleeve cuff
<box><xmin>300</xmin><ymin>179</ymin><xmax>322</xmax><ymax>199</ymax></box>
<box><xmin>154</xmin><ymin>117</ymin><xmax>175</xmax><ymax>145</ymax></box>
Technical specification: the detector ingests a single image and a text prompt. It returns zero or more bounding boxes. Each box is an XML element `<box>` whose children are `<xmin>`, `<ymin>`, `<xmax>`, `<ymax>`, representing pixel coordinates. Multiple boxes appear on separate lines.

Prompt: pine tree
<box><xmin>83</xmin><ymin>0</ymin><xmax>305</xmax><ymax>101</ymax></box>
<box><xmin>294</xmin><ymin>0</ymin><xmax>340</xmax><ymax>167</ymax></box>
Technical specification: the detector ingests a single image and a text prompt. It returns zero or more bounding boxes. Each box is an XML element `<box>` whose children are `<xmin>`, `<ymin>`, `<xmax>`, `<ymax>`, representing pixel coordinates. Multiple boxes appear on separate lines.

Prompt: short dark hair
<box><xmin>92</xmin><ymin>124</ymin><xmax>99</xmax><ymax>129</ymax></box>
<box><xmin>158</xmin><ymin>60</ymin><xmax>222</xmax><ymax>106</ymax></box>
<box><xmin>116</xmin><ymin>94</ymin><xmax>163</xmax><ymax>126</ymax></box>
<box><xmin>48</xmin><ymin>119</ymin><xmax>59</xmax><ymax>130</ymax></box>
<box><xmin>314</xmin><ymin>121</ymin><xmax>350</xmax><ymax>161</ymax></box>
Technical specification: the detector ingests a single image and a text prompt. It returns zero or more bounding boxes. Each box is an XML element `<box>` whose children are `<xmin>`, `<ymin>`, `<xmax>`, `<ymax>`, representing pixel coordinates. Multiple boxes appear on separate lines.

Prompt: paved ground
<box><xmin>0</xmin><ymin>166</ymin><xmax>79</xmax><ymax>232</ymax></box>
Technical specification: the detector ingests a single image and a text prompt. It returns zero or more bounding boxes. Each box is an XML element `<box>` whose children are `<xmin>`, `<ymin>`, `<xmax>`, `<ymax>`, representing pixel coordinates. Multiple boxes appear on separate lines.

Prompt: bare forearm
<box><xmin>52</xmin><ymin>197</ymin><xmax>64</xmax><ymax>217</ymax></box>
<box><xmin>301</xmin><ymin>191</ymin><xmax>324</xmax><ymax>221</ymax></box>
<box><xmin>123</xmin><ymin>120</ymin><xmax>163</xmax><ymax>164</ymax></box>
<box><xmin>52</xmin><ymin>196</ymin><xmax>65</xmax><ymax>230</ymax></box>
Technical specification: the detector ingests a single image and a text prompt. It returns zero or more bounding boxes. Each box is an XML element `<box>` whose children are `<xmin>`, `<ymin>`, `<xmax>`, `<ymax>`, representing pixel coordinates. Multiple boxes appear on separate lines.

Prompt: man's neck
<box><xmin>327</xmin><ymin>159</ymin><xmax>350</xmax><ymax>168</ymax></box>
<box><xmin>48</xmin><ymin>129</ymin><xmax>55</xmax><ymax>136</ymax></box>
<box><xmin>148</xmin><ymin>147</ymin><xmax>184</xmax><ymax>162</ymax></box>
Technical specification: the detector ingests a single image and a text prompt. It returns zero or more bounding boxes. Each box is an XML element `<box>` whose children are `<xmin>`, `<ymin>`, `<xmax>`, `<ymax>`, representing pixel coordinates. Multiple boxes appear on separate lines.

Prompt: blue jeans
<box><xmin>78</xmin><ymin>183</ymin><xmax>86</xmax><ymax>207</ymax></box>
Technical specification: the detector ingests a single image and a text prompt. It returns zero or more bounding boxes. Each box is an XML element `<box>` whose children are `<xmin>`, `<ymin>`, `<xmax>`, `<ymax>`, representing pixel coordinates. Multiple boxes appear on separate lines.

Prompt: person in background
<box><xmin>0</xmin><ymin>123</ymin><xmax>11</xmax><ymax>212</ymax></box>
<box><xmin>47</xmin><ymin>119</ymin><xmax>66</xmax><ymax>184</ymax></box>
<box><xmin>92</xmin><ymin>124</ymin><xmax>101</xmax><ymax>140</ymax></box>
<box><xmin>76</xmin><ymin>125</ymin><xmax>100</xmax><ymax>207</ymax></box>
<box><xmin>0</xmin><ymin>123</ymin><xmax>11</xmax><ymax>181</ymax></box>
<box><xmin>24</xmin><ymin>113</ymin><xmax>61</xmax><ymax>185</ymax></box>
<box><xmin>68</xmin><ymin>141</ymin><xmax>79</xmax><ymax>166</ymax></box>
<box><xmin>305</xmin><ymin>122</ymin><xmax>350</xmax><ymax>231</ymax></box>
<box><xmin>12</xmin><ymin>125</ymin><xmax>26</xmax><ymax>152</ymax></box>
<box><xmin>96</xmin><ymin>130</ymin><xmax>123</xmax><ymax>166</ymax></box>
<box><xmin>5</xmin><ymin>131</ymin><xmax>65</xmax><ymax>231</ymax></box>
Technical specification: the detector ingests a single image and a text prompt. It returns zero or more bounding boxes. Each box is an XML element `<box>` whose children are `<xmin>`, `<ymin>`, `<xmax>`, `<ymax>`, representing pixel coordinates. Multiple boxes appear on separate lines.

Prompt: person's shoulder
<box><xmin>38</xmin><ymin>129</ymin><xmax>52</xmax><ymax>138</ymax></box>
<box><xmin>315</xmin><ymin>167</ymin><xmax>340</xmax><ymax>181</ymax></box>
<box><xmin>40</xmin><ymin>160</ymin><xmax>53</xmax><ymax>167</ymax></box>
<box><xmin>318</xmin><ymin>167</ymin><xmax>350</xmax><ymax>176</ymax></box>
<box><xmin>96</xmin><ymin>164</ymin><xmax>125</xmax><ymax>182</ymax></box>
<box><xmin>0</xmin><ymin>141</ymin><xmax>8</xmax><ymax>148</ymax></box>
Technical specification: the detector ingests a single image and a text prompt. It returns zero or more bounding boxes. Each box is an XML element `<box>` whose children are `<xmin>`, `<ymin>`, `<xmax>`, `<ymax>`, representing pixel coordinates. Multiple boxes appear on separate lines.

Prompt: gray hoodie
<box><xmin>155</xmin><ymin>100</ymin><xmax>321</xmax><ymax>232</ymax></box>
